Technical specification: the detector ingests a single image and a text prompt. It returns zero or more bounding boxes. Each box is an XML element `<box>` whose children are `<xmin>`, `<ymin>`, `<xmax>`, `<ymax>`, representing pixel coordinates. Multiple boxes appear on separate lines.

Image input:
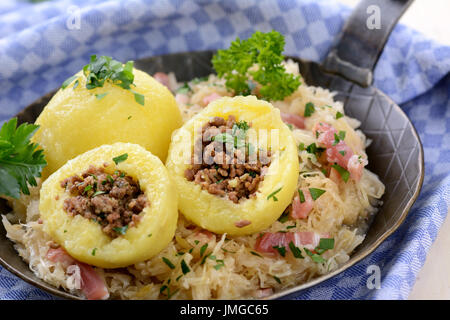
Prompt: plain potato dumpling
<box><xmin>39</xmin><ymin>143</ymin><xmax>178</xmax><ymax>268</ymax></box>
<box><xmin>166</xmin><ymin>96</ymin><xmax>300</xmax><ymax>236</ymax></box>
<box><xmin>33</xmin><ymin>68</ymin><xmax>182</xmax><ymax>178</ymax></box>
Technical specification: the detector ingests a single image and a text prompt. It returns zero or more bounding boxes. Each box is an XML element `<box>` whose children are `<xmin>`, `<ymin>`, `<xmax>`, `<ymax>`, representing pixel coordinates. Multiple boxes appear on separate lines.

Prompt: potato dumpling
<box><xmin>33</xmin><ymin>67</ymin><xmax>182</xmax><ymax>178</ymax></box>
<box><xmin>40</xmin><ymin>142</ymin><xmax>178</xmax><ymax>268</ymax></box>
<box><xmin>166</xmin><ymin>96</ymin><xmax>299</xmax><ymax>236</ymax></box>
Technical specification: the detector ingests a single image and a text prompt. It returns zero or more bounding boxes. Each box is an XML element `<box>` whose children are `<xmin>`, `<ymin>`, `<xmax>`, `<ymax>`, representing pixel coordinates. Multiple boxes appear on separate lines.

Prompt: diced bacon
<box><xmin>77</xmin><ymin>262</ymin><xmax>110</xmax><ymax>300</ymax></box>
<box><xmin>46</xmin><ymin>247</ymin><xmax>109</xmax><ymax>300</ymax></box>
<box><xmin>153</xmin><ymin>72</ymin><xmax>170</xmax><ymax>88</ymax></box>
<box><xmin>291</xmin><ymin>188</ymin><xmax>313</xmax><ymax>219</ymax></box>
<box><xmin>326</xmin><ymin>141</ymin><xmax>354</xmax><ymax>168</ymax></box>
<box><xmin>312</xmin><ymin>122</ymin><xmax>368</xmax><ymax>180</ymax></box>
<box><xmin>194</xmin><ymin>229</ymin><xmax>215</xmax><ymax>241</ymax></box>
<box><xmin>235</xmin><ymin>220</ymin><xmax>252</xmax><ymax>228</ymax></box>
<box><xmin>252</xmin><ymin>288</ymin><xmax>273</xmax><ymax>298</ymax></box>
<box><xmin>313</xmin><ymin>122</ymin><xmax>337</xmax><ymax>147</ymax></box>
<box><xmin>202</xmin><ymin>92</ymin><xmax>221</xmax><ymax>106</ymax></box>
<box><xmin>347</xmin><ymin>154</ymin><xmax>368</xmax><ymax>182</ymax></box>
<box><xmin>280</xmin><ymin>112</ymin><xmax>305</xmax><ymax>129</ymax></box>
<box><xmin>254</xmin><ymin>231</ymin><xmax>321</xmax><ymax>255</ymax></box>
<box><xmin>329</xmin><ymin>167</ymin><xmax>342</xmax><ymax>184</ymax></box>
<box><xmin>47</xmin><ymin>247</ymin><xmax>75</xmax><ymax>267</ymax></box>
<box><xmin>175</xmin><ymin>93</ymin><xmax>189</xmax><ymax>105</ymax></box>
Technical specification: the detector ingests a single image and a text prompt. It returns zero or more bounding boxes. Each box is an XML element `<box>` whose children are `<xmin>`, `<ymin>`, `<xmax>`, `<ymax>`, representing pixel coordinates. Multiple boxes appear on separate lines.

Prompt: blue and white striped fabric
<box><xmin>0</xmin><ymin>0</ymin><xmax>449</xmax><ymax>300</ymax></box>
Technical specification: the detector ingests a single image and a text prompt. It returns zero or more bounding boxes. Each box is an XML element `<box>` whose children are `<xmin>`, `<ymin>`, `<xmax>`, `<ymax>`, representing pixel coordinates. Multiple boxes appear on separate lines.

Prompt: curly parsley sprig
<box><xmin>212</xmin><ymin>30</ymin><xmax>301</xmax><ymax>101</ymax></box>
<box><xmin>0</xmin><ymin>118</ymin><xmax>47</xmax><ymax>199</ymax></box>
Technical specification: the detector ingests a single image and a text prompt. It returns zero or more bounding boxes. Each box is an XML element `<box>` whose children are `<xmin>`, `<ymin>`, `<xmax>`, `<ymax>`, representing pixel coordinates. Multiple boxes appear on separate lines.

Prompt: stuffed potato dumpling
<box><xmin>33</xmin><ymin>56</ymin><xmax>182</xmax><ymax>178</ymax></box>
<box><xmin>166</xmin><ymin>96</ymin><xmax>299</xmax><ymax>236</ymax></box>
<box><xmin>39</xmin><ymin>142</ymin><xmax>178</xmax><ymax>268</ymax></box>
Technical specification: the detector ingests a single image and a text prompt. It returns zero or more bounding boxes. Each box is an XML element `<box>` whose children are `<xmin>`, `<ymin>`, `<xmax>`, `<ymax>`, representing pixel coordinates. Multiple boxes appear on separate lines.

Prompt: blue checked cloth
<box><xmin>0</xmin><ymin>0</ymin><xmax>449</xmax><ymax>300</ymax></box>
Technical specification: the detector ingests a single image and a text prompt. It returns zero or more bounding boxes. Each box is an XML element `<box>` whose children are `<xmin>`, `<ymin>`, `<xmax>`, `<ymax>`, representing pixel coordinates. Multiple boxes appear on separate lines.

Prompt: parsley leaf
<box><xmin>336</xmin><ymin>111</ymin><xmax>344</xmax><ymax>119</ymax></box>
<box><xmin>95</xmin><ymin>92</ymin><xmax>109</xmax><ymax>100</ymax></box>
<box><xmin>61</xmin><ymin>75</ymin><xmax>78</xmax><ymax>89</ymax></box>
<box><xmin>113</xmin><ymin>225</ymin><xmax>128</xmax><ymax>235</ymax></box>
<box><xmin>331</xmin><ymin>163</ymin><xmax>350</xmax><ymax>182</ymax></box>
<box><xmin>308</xmin><ymin>188</ymin><xmax>326</xmax><ymax>201</ymax></box>
<box><xmin>181</xmin><ymin>259</ymin><xmax>190</xmax><ymax>275</ymax></box>
<box><xmin>288</xmin><ymin>241</ymin><xmax>304</xmax><ymax>259</ymax></box>
<box><xmin>200</xmin><ymin>243</ymin><xmax>208</xmax><ymax>257</ymax></box>
<box><xmin>113</xmin><ymin>153</ymin><xmax>128</xmax><ymax>165</ymax></box>
<box><xmin>304</xmin><ymin>248</ymin><xmax>326</xmax><ymax>263</ymax></box>
<box><xmin>267</xmin><ymin>187</ymin><xmax>282</xmax><ymax>201</ymax></box>
<box><xmin>318</xmin><ymin>238</ymin><xmax>335</xmax><ymax>250</ymax></box>
<box><xmin>298</xmin><ymin>189</ymin><xmax>305</xmax><ymax>203</ymax></box>
<box><xmin>162</xmin><ymin>257</ymin><xmax>175</xmax><ymax>269</ymax></box>
<box><xmin>0</xmin><ymin>118</ymin><xmax>47</xmax><ymax>199</ymax></box>
<box><xmin>304</xmin><ymin>102</ymin><xmax>315</xmax><ymax>117</ymax></box>
<box><xmin>212</xmin><ymin>30</ymin><xmax>301</xmax><ymax>101</ymax></box>
<box><xmin>272</xmin><ymin>245</ymin><xmax>286</xmax><ymax>257</ymax></box>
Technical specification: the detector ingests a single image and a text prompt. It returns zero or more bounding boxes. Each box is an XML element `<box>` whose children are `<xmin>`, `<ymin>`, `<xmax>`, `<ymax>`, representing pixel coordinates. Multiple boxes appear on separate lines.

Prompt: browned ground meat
<box><xmin>184</xmin><ymin>115</ymin><xmax>271</xmax><ymax>203</ymax></box>
<box><xmin>61</xmin><ymin>165</ymin><xmax>148</xmax><ymax>238</ymax></box>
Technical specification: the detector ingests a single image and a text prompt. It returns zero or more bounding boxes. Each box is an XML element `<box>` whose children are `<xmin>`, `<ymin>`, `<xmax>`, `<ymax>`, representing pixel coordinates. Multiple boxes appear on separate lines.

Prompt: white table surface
<box><xmin>338</xmin><ymin>0</ymin><xmax>450</xmax><ymax>300</ymax></box>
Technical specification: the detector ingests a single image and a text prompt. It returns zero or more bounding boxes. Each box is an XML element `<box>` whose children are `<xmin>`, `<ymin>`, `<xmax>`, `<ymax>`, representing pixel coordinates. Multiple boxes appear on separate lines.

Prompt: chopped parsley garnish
<box><xmin>214</xmin><ymin>259</ymin><xmax>225</xmax><ymax>270</ymax></box>
<box><xmin>273</xmin><ymin>275</ymin><xmax>281</xmax><ymax>284</ymax></box>
<box><xmin>298</xmin><ymin>189</ymin><xmax>305</xmax><ymax>203</ymax></box>
<box><xmin>113</xmin><ymin>225</ymin><xmax>128</xmax><ymax>235</ymax></box>
<box><xmin>267</xmin><ymin>187</ymin><xmax>282</xmax><ymax>202</ymax></box>
<box><xmin>278</xmin><ymin>210</ymin><xmax>289</xmax><ymax>223</ymax></box>
<box><xmin>304</xmin><ymin>102</ymin><xmax>315</xmax><ymax>117</ymax></box>
<box><xmin>318</xmin><ymin>238</ymin><xmax>335</xmax><ymax>251</ymax></box>
<box><xmin>200</xmin><ymin>243</ymin><xmax>208</xmax><ymax>257</ymax></box>
<box><xmin>298</xmin><ymin>143</ymin><xmax>305</xmax><ymax>151</ymax></box>
<box><xmin>162</xmin><ymin>257</ymin><xmax>176</xmax><ymax>269</ymax></box>
<box><xmin>181</xmin><ymin>259</ymin><xmax>190</xmax><ymax>275</ymax></box>
<box><xmin>331</xmin><ymin>163</ymin><xmax>350</xmax><ymax>182</ymax></box>
<box><xmin>92</xmin><ymin>190</ymin><xmax>106</xmax><ymax>197</ymax></box>
<box><xmin>336</xmin><ymin>111</ymin><xmax>344</xmax><ymax>119</ymax></box>
<box><xmin>191</xmin><ymin>76</ymin><xmax>209</xmax><ymax>84</ymax></box>
<box><xmin>61</xmin><ymin>75</ymin><xmax>78</xmax><ymax>89</ymax></box>
<box><xmin>288</xmin><ymin>241</ymin><xmax>304</xmax><ymax>259</ymax></box>
<box><xmin>212</xmin><ymin>30</ymin><xmax>301</xmax><ymax>101</ymax></box>
<box><xmin>305</xmin><ymin>143</ymin><xmax>325</xmax><ymax>157</ymax></box>
<box><xmin>176</xmin><ymin>83</ymin><xmax>191</xmax><ymax>94</ymax></box>
<box><xmin>250</xmin><ymin>251</ymin><xmax>262</xmax><ymax>257</ymax></box>
<box><xmin>308</xmin><ymin>188</ymin><xmax>326</xmax><ymax>201</ymax></box>
<box><xmin>148</xmin><ymin>233</ymin><xmax>152</xmax><ymax>238</ymax></box>
<box><xmin>91</xmin><ymin>248</ymin><xmax>97</xmax><ymax>256</ymax></box>
<box><xmin>133</xmin><ymin>91</ymin><xmax>145</xmax><ymax>106</ymax></box>
<box><xmin>95</xmin><ymin>92</ymin><xmax>108</xmax><ymax>100</ymax></box>
<box><xmin>83</xmin><ymin>185</ymin><xmax>93</xmax><ymax>193</ymax></box>
<box><xmin>69</xmin><ymin>55</ymin><xmax>145</xmax><ymax>106</ymax></box>
<box><xmin>272</xmin><ymin>245</ymin><xmax>286</xmax><ymax>257</ymax></box>
<box><xmin>304</xmin><ymin>248</ymin><xmax>326</xmax><ymax>263</ymax></box>
<box><xmin>339</xmin><ymin>150</ymin><xmax>346</xmax><ymax>156</ymax></box>
<box><xmin>113</xmin><ymin>153</ymin><xmax>128</xmax><ymax>165</ymax></box>
<box><xmin>200</xmin><ymin>252</ymin><xmax>212</xmax><ymax>265</ymax></box>
<box><xmin>0</xmin><ymin>118</ymin><xmax>47</xmax><ymax>199</ymax></box>
<box><xmin>333</xmin><ymin>130</ymin><xmax>346</xmax><ymax>146</ymax></box>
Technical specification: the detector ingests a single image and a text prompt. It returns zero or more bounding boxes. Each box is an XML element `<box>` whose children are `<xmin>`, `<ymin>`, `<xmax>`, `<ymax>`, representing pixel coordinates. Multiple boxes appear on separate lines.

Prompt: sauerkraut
<box><xmin>2</xmin><ymin>60</ymin><xmax>385</xmax><ymax>300</ymax></box>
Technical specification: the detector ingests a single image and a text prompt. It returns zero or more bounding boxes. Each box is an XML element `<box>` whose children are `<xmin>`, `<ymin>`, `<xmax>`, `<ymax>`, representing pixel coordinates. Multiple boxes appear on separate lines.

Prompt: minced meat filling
<box><xmin>60</xmin><ymin>165</ymin><xmax>148</xmax><ymax>238</ymax></box>
<box><xmin>185</xmin><ymin>115</ymin><xmax>271</xmax><ymax>203</ymax></box>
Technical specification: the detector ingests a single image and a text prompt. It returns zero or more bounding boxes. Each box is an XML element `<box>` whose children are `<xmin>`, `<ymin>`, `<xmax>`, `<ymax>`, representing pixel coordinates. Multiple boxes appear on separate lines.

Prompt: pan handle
<box><xmin>322</xmin><ymin>0</ymin><xmax>414</xmax><ymax>87</ymax></box>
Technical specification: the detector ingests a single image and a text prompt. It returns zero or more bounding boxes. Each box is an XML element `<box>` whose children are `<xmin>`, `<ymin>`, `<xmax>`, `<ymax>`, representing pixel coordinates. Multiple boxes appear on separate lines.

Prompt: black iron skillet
<box><xmin>1</xmin><ymin>0</ymin><xmax>423</xmax><ymax>299</ymax></box>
